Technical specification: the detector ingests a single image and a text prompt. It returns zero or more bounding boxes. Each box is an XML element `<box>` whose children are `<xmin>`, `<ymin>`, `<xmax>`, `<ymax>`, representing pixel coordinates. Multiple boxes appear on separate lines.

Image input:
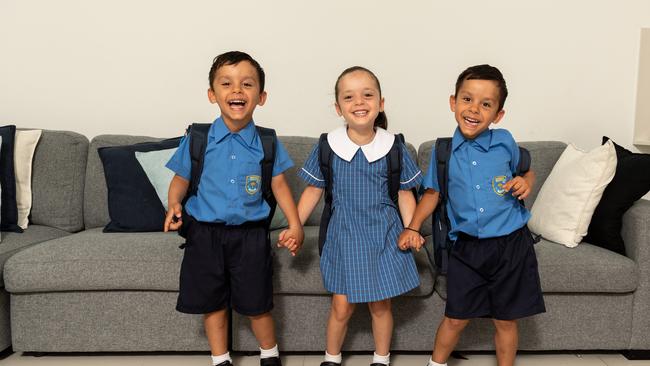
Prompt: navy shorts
<box><xmin>176</xmin><ymin>214</ymin><xmax>273</xmax><ymax>316</ymax></box>
<box><xmin>445</xmin><ymin>225</ymin><xmax>546</xmax><ymax>320</ymax></box>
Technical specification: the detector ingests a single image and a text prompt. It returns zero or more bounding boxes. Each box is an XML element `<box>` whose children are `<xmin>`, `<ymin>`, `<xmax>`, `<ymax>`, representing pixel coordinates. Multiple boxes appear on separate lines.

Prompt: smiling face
<box><xmin>334</xmin><ymin>70</ymin><xmax>384</xmax><ymax>132</ymax></box>
<box><xmin>451</xmin><ymin>79</ymin><xmax>505</xmax><ymax>140</ymax></box>
<box><xmin>208</xmin><ymin>60</ymin><xmax>267</xmax><ymax>130</ymax></box>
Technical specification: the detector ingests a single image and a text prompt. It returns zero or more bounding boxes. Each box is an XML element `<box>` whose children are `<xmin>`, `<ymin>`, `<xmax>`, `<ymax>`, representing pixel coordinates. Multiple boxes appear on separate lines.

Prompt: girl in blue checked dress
<box><xmin>287</xmin><ymin>67</ymin><xmax>423</xmax><ymax>366</ymax></box>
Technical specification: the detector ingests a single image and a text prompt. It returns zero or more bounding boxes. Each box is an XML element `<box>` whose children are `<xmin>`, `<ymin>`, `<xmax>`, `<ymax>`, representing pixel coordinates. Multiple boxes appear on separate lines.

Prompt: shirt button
<box><xmin>472</xmin><ymin>161</ymin><xmax>477</xmax><ymax>166</ymax></box>
<box><xmin>231</xmin><ymin>155</ymin><xmax>236</xmax><ymax>160</ymax></box>
<box><xmin>475</xmin><ymin>185</ymin><xmax>480</xmax><ymax>190</ymax></box>
<box><xmin>479</xmin><ymin>207</ymin><xmax>484</xmax><ymax>213</ymax></box>
<box><xmin>230</xmin><ymin>179</ymin><xmax>235</xmax><ymax>184</ymax></box>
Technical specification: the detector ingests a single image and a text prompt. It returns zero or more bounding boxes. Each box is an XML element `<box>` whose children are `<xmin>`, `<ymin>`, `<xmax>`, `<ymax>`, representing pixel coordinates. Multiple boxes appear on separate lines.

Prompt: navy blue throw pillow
<box><xmin>0</xmin><ymin>125</ymin><xmax>23</xmax><ymax>233</ymax></box>
<box><xmin>583</xmin><ymin>137</ymin><xmax>650</xmax><ymax>255</ymax></box>
<box><xmin>98</xmin><ymin>137</ymin><xmax>181</xmax><ymax>232</ymax></box>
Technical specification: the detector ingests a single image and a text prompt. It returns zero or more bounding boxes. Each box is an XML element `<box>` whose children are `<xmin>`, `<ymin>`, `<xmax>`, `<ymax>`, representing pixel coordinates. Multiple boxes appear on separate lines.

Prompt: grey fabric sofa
<box><xmin>2</xmin><ymin>133</ymin><xmax>649</xmax><ymax>354</ymax></box>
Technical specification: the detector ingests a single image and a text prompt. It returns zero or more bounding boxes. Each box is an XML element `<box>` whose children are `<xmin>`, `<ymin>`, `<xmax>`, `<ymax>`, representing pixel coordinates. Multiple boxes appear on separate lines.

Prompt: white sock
<box><xmin>324</xmin><ymin>350</ymin><xmax>342</xmax><ymax>364</ymax></box>
<box><xmin>211</xmin><ymin>352</ymin><xmax>232</xmax><ymax>366</ymax></box>
<box><xmin>260</xmin><ymin>344</ymin><xmax>279</xmax><ymax>359</ymax></box>
<box><xmin>373</xmin><ymin>352</ymin><xmax>390</xmax><ymax>365</ymax></box>
<box><xmin>428</xmin><ymin>358</ymin><xmax>447</xmax><ymax>366</ymax></box>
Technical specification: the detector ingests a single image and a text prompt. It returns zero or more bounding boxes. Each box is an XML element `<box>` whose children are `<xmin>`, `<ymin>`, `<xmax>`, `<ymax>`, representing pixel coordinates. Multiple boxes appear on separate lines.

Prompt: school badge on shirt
<box><xmin>246</xmin><ymin>175</ymin><xmax>261</xmax><ymax>195</ymax></box>
<box><xmin>492</xmin><ymin>175</ymin><xmax>507</xmax><ymax>196</ymax></box>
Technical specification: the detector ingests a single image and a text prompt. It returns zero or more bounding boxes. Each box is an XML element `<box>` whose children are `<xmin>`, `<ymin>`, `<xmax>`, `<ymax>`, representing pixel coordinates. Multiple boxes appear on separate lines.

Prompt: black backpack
<box><xmin>178</xmin><ymin>123</ymin><xmax>277</xmax><ymax>238</ymax></box>
<box><xmin>317</xmin><ymin>133</ymin><xmax>414</xmax><ymax>255</ymax></box>
<box><xmin>431</xmin><ymin>138</ymin><xmax>531</xmax><ymax>274</ymax></box>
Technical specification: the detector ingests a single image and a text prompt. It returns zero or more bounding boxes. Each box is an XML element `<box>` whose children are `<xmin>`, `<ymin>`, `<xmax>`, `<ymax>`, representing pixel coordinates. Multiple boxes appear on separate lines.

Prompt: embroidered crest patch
<box><xmin>245</xmin><ymin>175</ymin><xmax>261</xmax><ymax>195</ymax></box>
<box><xmin>492</xmin><ymin>175</ymin><xmax>507</xmax><ymax>196</ymax></box>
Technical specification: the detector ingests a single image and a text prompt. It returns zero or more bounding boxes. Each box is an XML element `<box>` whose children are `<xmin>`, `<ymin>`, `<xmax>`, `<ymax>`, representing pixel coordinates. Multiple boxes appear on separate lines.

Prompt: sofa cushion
<box><xmin>3</xmin><ymin>228</ymin><xmax>185</xmax><ymax>293</ymax></box>
<box><xmin>529</xmin><ymin>141</ymin><xmax>617</xmax><ymax>247</ymax></box>
<box><xmin>30</xmin><ymin>130</ymin><xmax>88</xmax><ymax>232</ymax></box>
<box><xmin>84</xmin><ymin>135</ymin><xmax>171</xmax><ymax>229</ymax></box>
<box><xmin>98</xmin><ymin>138</ymin><xmax>181</xmax><ymax>232</ymax></box>
<box><xmin>433</xmin><ymin>237</ymin><xmax>637</xmax><ymax>299</ymax></box>
<box><xmin>0</xmin><ymin>125</ymin><xmax>21</xmax><ymax>232</ymax></box>
<box><xmin>14</xmin><ymin>129</ymin><xmax>42</xmax><ymax>229</ymax></box>
<box><xmin>584</xmin><ymin>137</ymin><xmax>650</xmax><ymax>255</ymax></box>
<box><xmin>0</xmin><ymin>225</ymin><xmax>70</xmax><ymax>288</ymax></box>
<box><xmin>271</xmin><ymin>226</ymin><xmax>435</xmax><ymax>297</ymax></box>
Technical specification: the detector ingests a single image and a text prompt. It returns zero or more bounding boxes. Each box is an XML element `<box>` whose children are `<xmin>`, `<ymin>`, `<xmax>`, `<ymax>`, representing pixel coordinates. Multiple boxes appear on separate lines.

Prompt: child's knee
<box><xmin>443</xmin><ymin>316</ymin><xmax>470</xmax><ymax>331</ymax></box>
<box><xmin>493</xmin><ymin>319</ymin><xmax>518</xmax><ymax>332</ymax></box>
<box><xmin>368</xmin><ymin>299</ymin><xmax>391</xmax><ymax>317</ymax></box>
<box><xmin>331</xmin><ymin>301</ymin><xmax>355</xmax><ymax>322</ymax></box>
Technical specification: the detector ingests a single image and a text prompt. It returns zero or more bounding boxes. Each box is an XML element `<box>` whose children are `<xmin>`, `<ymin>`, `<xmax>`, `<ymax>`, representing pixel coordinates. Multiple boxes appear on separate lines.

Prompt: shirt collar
<box><xmin>209</xmin><ymin>116</ymin><xmax>257</xmax><ymax>146</ymax></box>
<box><xmin>451</xmin><ymin>127</ymin><xmax>492</xmax><ymax>152</ymax></box>
<box><xmin>327</xmin><ymin>126</ymin><xmax>395</xmax><ymax>163</ymax></box>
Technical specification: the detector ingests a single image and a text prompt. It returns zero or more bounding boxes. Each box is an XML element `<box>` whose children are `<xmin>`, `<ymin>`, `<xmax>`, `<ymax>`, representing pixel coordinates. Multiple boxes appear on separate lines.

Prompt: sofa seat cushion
<box><xmin>3</xmin><ymin>228</ymin><xmax>185</xmax><ymax>293</ymax></box>
<box><xmin>433</xmin><ymin>237</ymin><xmax>637</xmax><ymax>299</ymax></box>
<box><xmin>0</xmin><ymin>225</ymin><xmax>71</xmax><ymax>288</ymax></box>
<box><xmin>271</xmin><ymin>226</ymin><xmax>435</xmax><ymax>297</ymax></box>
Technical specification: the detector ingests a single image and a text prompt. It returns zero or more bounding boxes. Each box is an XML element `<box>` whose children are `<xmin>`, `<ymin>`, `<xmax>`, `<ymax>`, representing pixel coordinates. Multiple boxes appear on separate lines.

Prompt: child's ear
<box><xmin>257</xmin><ymin>91</ymin><xmax>268</xmax><ymax>106</ymax></box>
<box><xmin>449</xmin><ymin>95</ymin><xmax>456</xmax><ymax>112</ymax></box>
<box><xmin>379</xmin><ymin>97</ymin><xmax>385</xmax><ymax>112</ymax></box>
<box><xmin>335</xmin><ymin>103</ymin><xmax>343</xmax><ymax>117</ymax></box>
<box><xmin>207</xmin><ymin>88</ymin><xmax>217</xmax><ymax>104</ymax></box>
<box><xmin>492</xmin><ymin>109</ymin><xmax>506</xmax><ymax>125</ymax></box>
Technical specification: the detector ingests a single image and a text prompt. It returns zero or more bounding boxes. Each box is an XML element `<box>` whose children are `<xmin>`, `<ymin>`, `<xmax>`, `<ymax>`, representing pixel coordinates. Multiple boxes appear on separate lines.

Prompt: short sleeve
<box><xmin>422</xmin><ymin>147</ymin><xmax>440</xmax><ymax>192</ymax></box>
<box><xmin>511</xmin><ymin>142</ymin><xmax>521</xmax><ymax>175</ymax></box>
<box><xmin>399</xmin><ymin>143</ymin><xmax>422</xmax><ymax>190</ymax></box>
<box><xmin>165</xmin><ymin>135</ymin><xmax>191</xmax><ymax>180</ymax></box>
<box><xmin>297</xmin><ymin>143</ymin><xmax>326</xmax><ymax>188</ymax></box>
<box><xmin>272</xmin><ymin>137</ymin><xmax>294</xmax><ymax>176</ymax></box>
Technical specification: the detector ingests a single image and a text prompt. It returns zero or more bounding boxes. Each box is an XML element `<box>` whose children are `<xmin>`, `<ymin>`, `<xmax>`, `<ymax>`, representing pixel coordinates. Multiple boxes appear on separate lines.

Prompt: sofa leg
<box><xmin>0</xmin><ymin>346</ymin><xmax>13</xmax><ymax>360</ymax></box>
<box><xmin>621</xmin><ymin>350</ymin><xmax>650</xmax><ymax>360</ymax></box>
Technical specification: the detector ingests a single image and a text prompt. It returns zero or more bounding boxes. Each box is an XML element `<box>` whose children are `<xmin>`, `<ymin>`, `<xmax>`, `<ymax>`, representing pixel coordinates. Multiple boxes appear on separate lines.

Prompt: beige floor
<box><xmin>1</xmin><ymin>353</ymin><xmax>650</xmax><ymax>366</ymax></box>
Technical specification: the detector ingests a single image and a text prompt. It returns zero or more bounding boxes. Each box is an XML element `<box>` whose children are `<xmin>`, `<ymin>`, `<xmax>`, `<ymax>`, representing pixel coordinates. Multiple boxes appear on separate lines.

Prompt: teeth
<box><xmin>353</xmin><ymin>111</ymin><xmax>367</xmax><ymax>116</ymax></box>
<box><xmin>464</xmin><ymin>117</ymin><xmax>479</xmax><ymax>124</ymax></box>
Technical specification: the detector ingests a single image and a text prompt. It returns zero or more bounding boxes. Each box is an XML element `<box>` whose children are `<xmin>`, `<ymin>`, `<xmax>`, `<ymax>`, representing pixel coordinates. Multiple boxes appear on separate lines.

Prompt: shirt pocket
<box><xmin>482</xmin><ymin>160</ymin><xmax>513</xmax><ymax>204</ymax></box>
<box><xmin>238</xmin><ymin>162</ymin><xmax>263</xmax><ymax>203</ymax></box>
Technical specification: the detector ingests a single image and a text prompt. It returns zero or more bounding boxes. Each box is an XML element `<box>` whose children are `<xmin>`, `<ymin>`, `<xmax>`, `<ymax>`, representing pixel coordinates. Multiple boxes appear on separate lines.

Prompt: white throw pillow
<box><xmin>528</xmin><ymin>140</ymin><xmax>617</xmax><ymax>247</ymax></box>
<box><xmin>14</xmin><ymin>129</ymin><xmax>42</xmax><ymax>229</ymax></box>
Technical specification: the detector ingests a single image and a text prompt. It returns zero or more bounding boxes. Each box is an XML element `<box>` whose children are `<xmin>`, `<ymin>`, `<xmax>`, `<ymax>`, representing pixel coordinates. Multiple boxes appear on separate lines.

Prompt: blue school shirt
<box><xmin>166</xmin><ymin>117</ymin><xmax>293</xmax><ymax>225</ymax></box>
<box><xmin>422</xmin><ymin>127</ymin><xmax>530</xmax><ymax>240</ymax></box>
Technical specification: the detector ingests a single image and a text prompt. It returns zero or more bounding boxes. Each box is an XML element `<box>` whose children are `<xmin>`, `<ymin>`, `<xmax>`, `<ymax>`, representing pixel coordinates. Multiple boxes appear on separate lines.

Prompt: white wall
<box><xmin>1</xmin><ymin>0</ymin><xmax>649</xmax><ymax>150</ymax></box>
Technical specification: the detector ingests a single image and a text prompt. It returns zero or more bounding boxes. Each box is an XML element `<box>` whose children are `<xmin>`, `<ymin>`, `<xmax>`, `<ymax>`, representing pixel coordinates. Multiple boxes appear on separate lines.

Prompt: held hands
<box><xmin>277</xmin><ymin>226</ymin><xmax>304</xmax><ymax>256</ymax></box>
<box><xmin>398</xmin><ymin>228</ymin><xmax>425</xmax><ymax>252</ymax></box>
<box><xmin>163</xmin><ymin>203</ymin><xmax>183</xmax><ymax>232</ymax></box>
<box><xmin>503</xmin><ymin>176</ymin><xmax>531</xmax><ymax>200</ymax></box>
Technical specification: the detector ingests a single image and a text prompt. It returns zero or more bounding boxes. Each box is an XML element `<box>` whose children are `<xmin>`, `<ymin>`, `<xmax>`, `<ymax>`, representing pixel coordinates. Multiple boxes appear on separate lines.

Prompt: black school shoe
<box><xmin>320</xmin><ymin>362</ymin><xmax>341</xmax><ymax>366</ymax></box>
<box><xmin>370</xmin><ymin>363</ymin><xmax>388</xmax><ymax>366</ymax></box>
<box><xmin>215</xmin><ymin>361</ymin><xmax>233</xmax><ymax>366</ymax></box>
<box><xmin>261</xmin><ymin>356</ymin><xmax>282</xmax><ymax>366</ymax></box>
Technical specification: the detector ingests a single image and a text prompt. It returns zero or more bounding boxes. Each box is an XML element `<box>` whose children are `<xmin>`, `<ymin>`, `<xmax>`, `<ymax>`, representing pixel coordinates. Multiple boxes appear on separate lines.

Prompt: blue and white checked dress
<box><xmin>299</xmin><ymin>131</ymin><xmax>422</xmax><ymax>303</ymax></box>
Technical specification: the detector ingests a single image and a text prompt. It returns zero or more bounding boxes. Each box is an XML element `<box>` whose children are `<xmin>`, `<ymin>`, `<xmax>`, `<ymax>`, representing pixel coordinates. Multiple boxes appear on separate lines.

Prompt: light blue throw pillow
<box><xmin>135</xmin><ymin>148</ymin><xmax>177</xmax><ymax>211</ymax></box>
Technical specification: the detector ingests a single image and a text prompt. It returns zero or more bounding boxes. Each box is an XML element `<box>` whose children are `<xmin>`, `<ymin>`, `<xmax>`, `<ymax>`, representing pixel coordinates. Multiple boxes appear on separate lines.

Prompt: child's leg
<box><xmin>431</xmin><ymin>316</ymin><xmax>470</xmax><ymax>364</ymax></box>
<box><xmin>368</xmin><ymin>299</ymin><xmax>392</xmax><ymax>361</ymax></box>
<box><xmin>205</xmin><ymin>309</ymin><xmax>229</xmax><ymax>356</ymax></box>
<box><xmin>493</xmin><ymin>319</ymin><xmax>518</xmax><ymax>366</ymax></box>
<box><xmin>248</xmin><ymin>312</ymin><xmax>277</xmax><ymax>350</ymax></box>
<box><xmin>326</xmin><ymin>294</ymin><xmax>356</xmax><ymax>356</ymax></box>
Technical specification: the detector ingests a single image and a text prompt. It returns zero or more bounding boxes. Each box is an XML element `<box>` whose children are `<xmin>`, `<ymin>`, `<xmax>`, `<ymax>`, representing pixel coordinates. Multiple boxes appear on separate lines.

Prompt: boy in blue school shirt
<box><xmin>399</xmin><ymin>65</ymin><xmax>545</xmax><ymax>366</ymax></box>
<box><xmin>164</xmin><ymin>51</ymin><xmax>304</xmax><ymax>366</ymax></box>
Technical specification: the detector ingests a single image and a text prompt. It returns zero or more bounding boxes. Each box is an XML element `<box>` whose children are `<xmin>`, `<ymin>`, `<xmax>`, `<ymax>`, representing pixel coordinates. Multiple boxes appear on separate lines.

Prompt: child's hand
<box><xmin>277</xmin><ymin>226</ymin><xmax>304</xmax><ymax>256</ymax></box>
<box><xmin>503</xmin><ymin>176</ymin><xmax>531</xmax><ymax>200</ymax></box>
<box><xmin>398</xmin><ymin>229</ymin><xmax>425</xmax><ymax>252</ymax></box>
<box><xmin>164</xmin><ymin>203</ymin><xmax>183</xmax><ymax>232</ymax></box>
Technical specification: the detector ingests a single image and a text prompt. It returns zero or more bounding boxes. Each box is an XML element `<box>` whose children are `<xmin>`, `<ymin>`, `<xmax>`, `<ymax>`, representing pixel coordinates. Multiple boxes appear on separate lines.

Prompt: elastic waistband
<box><xmin>457</xmin><ymin>225</ymin><xmax>529</xmax><ymax>242</ymax></box>
<box><xmin>183</xmin><ymin>212</ymin><xmax>267</xmax><ymax>229</ymax></box>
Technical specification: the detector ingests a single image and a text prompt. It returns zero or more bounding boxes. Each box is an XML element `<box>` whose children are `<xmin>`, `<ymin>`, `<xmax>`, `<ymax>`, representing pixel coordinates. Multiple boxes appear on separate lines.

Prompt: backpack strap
<box><xmin>516</xmin><ymin>146</ymin><xmax>531</xmax><ymax>176</ymax></box>
<box><xmin>433</xmin><ymin>137</ymin><xmax>453</xmax><ymax>274</ymax></box>
<box><xmin>256</xmin><ymin>126</ymin><xmax>277</xmax><ymax>228</ymax></box>
<box><xmin>387</xmin><ymin>134</ymin><xmax>404</xmax><ymax>206</ymax></box>
<box><xmin>186</xmin><ymin>123</ymin><xmax>211</xmax><ymax>200</ymax></box>
<box><xmin>318</xmin><ymin>133</ymin><xmax>333</xmax><ymax>255</ymax></box>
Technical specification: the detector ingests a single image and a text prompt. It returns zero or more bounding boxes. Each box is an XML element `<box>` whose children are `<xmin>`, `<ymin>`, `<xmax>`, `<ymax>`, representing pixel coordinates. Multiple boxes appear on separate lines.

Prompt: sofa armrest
<box><xmin>622</xmin><ymin>199</ymin><xmax>650</xmax><ymax>349</ymax></box>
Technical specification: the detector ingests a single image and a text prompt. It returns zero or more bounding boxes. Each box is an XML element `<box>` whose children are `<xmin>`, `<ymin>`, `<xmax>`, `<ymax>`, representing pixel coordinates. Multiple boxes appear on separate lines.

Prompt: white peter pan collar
<box><xmin>327</xmin><ymin>126</ymin><xmax>395</xmax><ymax>163</ymax></box>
